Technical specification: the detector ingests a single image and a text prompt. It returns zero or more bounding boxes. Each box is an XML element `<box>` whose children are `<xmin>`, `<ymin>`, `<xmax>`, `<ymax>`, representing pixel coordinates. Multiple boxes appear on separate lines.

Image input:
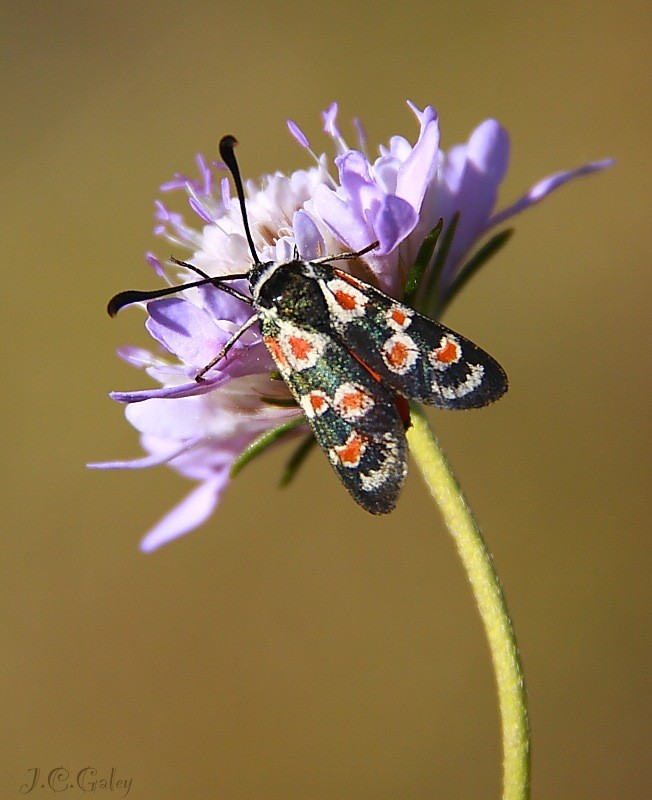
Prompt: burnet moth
<box><xmin>108</xmin><ymin>136</ymin><xmax>508</xmax><ymax>514</ymax></box>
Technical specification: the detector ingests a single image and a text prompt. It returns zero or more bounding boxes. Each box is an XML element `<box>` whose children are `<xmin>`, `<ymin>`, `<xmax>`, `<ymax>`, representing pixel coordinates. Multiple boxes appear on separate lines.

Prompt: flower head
<box><xmin>89</xmin><ymin>101</ymin><xmax>612</xmax><ymax>550</ymax></box>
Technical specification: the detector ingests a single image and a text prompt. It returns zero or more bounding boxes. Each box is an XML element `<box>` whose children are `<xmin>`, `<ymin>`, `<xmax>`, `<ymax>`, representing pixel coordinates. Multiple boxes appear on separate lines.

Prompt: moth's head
<box><xmin>248</xmin><ymin>259</ymin><xmax>279</xmax><ymax>299</ymax></box>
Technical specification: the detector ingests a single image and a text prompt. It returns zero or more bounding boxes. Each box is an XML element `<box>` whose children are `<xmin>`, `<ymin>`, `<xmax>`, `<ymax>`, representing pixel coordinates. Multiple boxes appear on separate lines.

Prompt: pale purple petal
<box><xmin>322</xmin><ymin>102</ymin><xmax>341</xmax><ymax>139</ymax></box>
<box><xmin>117</xmin><ymin>346</ymin><xmax>166</xmax><ymax>368</ymax></box>
<box><xmin>466</xmin><ymin>119</ymin><xmax>510</xmax><ymax>185</ymax></box>
<box><xmin>274</xmin><ymin>238</ymin><xmax>294</xmax><ymax>263</ymax></box>
<box><xmin>395</xmin><ymin>105</ymin><xmax>440</xmax><ymax>211</ymax></box>
<box><xmin>442</xmin><ymin>120</ymin><xmax>510</xmax><ymax>197</ymax></box>
<box><xmin>441</xmin><ymin>144</ymin><xmax>468</xmax><ymax>192</ymax></box>
<box><xmin>338</xmin><ymin>150</ymin><xmax>373</xmax><ymax>185</ymax></box>
<box><xmin>336</xmin><ymin>151</ymin><xmax>377</xmax><ymax>219</ymax></box>
<box><xmin>110</xmin><ymin>344</ymin><xmax>272</xmax><ymax>404</ymax></box>
<box><xmin>287</xmin><ymin>119</ymin><xmax>310</xmax><ymax>149</ymax></box>
<box><xmin>447</xmin><ymin>120</ymin><xmax>509</xmax><ymax>219</ymax></box>
<box><xmin>220</xmin><ymin>177</ymin><xmax>231</xmax><ymax>208</ymax></box>
<box><xmin>140</xmin><ymin>476</ymin><xmax>228</xmax><ymax>552</ymax></box>
<box><xmin>353</xmin><ymin>117</ymin><xmax>367</xmax><ymax>155</ymax></box>
<box><xmin>87</xmin><ymin>438</ymin><xmax>203</xmax><ymax>470</ymax></box>
<box><xmin>197</xmin><ymin>280</ymin><xmax>254</xmax><ymax>326</ymax></box>
<box><xmin>293</xmin><ymin>210</ymin><xmax>324</xmax><ymax>260</ymax></box>
<box><xmin>488</xmin><ymin>158</ymin><xmax>615</xmax><ymax>228</ymax></box>
<box><xmin>146</xmin><ymin>252</ymin><xmax>166</xmax><ymax>279</ymax></box>
<box><xmin>159</xmin><ymin>174</ymin><xmax>189</xmax><ymax>192</ymax></box>
<box><xmin>153</xmin><ymin>201</ymin><xmax>203</xmax><ymax>248</ymax></box>
<box><xmin>406</xmin><ymin>100</ymin><xmax>437</xmax><ymax>126</ymax></box>
<box><xmin>374</xmin><ymin>195</ymin><xmax>418</xmax><ymax>255</ymax></box>
<box><xmin>313</xmin><ymin>184</ymin><xmax>373</xmax><ymax>252</ymax></box>
<box><xmin>146</xmin><ymin>298</ymin><xmax>226</xmax><ymax>366</ymax></box>
<box><xmin>110</xmin><ymin>376</ymin><xmax>230</xmax><ymax>404</ymax></box>
<box><xmin>436</xmin><ymin>120</ymin><xmax>511</xmax><ymax>280</ymax></box>
<box><xmin>188</xmin><ymin>195</ymin><xmax>216</xmax><ymax>223</ymax></box>
<box><xmin>126</xmin><ymin>396</ymin><xmax>214</xmax><ymax>439</ymax></box>
<box><xmin>372</xmin><ymin>155</ymin><xmax>401</xmax><ymax>194</ymax></box>
<box><xmin>383</xmin><ymin>134</ymin><xmax>412</xmax><ymax>160</ymax></box>
<box><xmin>125</xmin><ymin>392</ymin><xmax>269</xmax><ymax>442</ymax></box>
<box><xmin>195</xmin><ymin>152</ymin><xmax>212</xmax><ymax>195</ymax></box>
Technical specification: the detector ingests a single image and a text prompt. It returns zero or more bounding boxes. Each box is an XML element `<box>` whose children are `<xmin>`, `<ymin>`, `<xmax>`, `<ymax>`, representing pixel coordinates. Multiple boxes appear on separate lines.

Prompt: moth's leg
<box><xmin>171</xmin><ymin>257</ymin><xmax>253</xmax><ymax>304</ymax></box>
<box><xmin>311</xmin><ymin>240</ymin><xmax>379</xmax><ymax>265</ymax></box>
<box><xmin>195</xmin><ymin>314</ymin><xmax>260</xmax><ymax>382</ymax></box>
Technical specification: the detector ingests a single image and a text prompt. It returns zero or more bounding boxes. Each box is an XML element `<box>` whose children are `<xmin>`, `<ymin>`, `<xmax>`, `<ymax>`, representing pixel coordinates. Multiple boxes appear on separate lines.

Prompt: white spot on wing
<box><xmin>381</xmin><ymin>332</ymin><xmax>419</xmax><ymax>375</ymax></box>
<box><xmin>432</xmin><ymin>363</ymin><xmax>485</xmax><ymax>399</ymax></box>
<box><xmin>276</xmin><ymin>320</ymin><xmax>327</xmax><ymax>371</ymax></box>
<box><xmin>333</xmin><ymin>383</ymin><xmax>375</xmax><ymax>420</ymax></box>
<box><xmin>359</xmin><ymin>433</ymin><xmax>404</xmax><ymax>491</ymax></box>
<box><xmin>428</xmin><ymin>335</ymin><xmax>462</xmax><ymax>371</ymax></box>
<box><xmin>300</xmin><ymin>390</ymin><xmax>330</xmax><ymax>418</ymax></box>
<box><xmin>385</xmin><ymin>305</ymin><xmax>413</xmax><ymax>331</ymax></box>
<box><xmin>328</xmin><ymin>431</ymin><xmax>367</xmax><ymax>468</ymax></box>
<box><xmin>321</xmin><ymin>278</ymin><xmax>369</xmax><ymax>325</ymax></box>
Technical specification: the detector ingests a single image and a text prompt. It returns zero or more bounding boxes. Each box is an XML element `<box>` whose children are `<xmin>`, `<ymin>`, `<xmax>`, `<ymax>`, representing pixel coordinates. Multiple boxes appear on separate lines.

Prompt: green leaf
<box><xmin>437</xmin><ymin>228</ymin><xmax>513</xmax><ymax>316</ymax></box>
<box><xmin>230</xmin><ymin>416</ymin><xmax>306</xmax><ymax>479</ymax></box>
<box><xmin>403</xmin><ymin>221</ymin><xmax>443</xmax><ymax>305</ymax></box>
<box><xmin>259</xmin><ymin>396</ymin><xmax>299</xmax><ymax>408</ymax></box>
<box><xmin>279</xmin><ymin>433</ymin><xmax>317</xmax><ymax>487</ymax></box>
<box><xmin>422</xmin><ymin>212</ymin><xmax>460</xmax><ymax>315</ymax></box>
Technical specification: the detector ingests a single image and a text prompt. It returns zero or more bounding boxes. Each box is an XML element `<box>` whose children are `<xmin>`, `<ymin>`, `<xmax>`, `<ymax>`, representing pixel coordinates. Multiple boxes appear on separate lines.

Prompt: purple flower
<box><xmin>89</xmin><ymin>102</ymin><xmax>612</xmax><ymax>550</ymax></box>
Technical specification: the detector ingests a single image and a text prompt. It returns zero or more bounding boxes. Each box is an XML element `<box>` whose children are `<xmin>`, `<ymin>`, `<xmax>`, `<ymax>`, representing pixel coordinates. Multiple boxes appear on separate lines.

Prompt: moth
<box><xmin>108</xmin><ymin>135</ymin><xmax>508</xmax><ymax>514</ymax></box>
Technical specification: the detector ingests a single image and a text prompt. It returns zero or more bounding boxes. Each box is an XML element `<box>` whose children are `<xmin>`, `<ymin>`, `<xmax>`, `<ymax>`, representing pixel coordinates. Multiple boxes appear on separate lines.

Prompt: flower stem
<box><xmin>406</xmin><ymin>404</ymin><xmax>530</xmax><ymax>800</ymax></box>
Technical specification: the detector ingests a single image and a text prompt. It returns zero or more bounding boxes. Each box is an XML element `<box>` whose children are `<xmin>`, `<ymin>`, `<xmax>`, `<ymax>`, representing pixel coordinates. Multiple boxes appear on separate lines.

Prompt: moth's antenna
<box><xmin>219</xmin><ymin>135</ymin><xmax>261</xmax><ymax>266</ymax></box>
<box><xmin>107</xmin><ymin>271</ymin><xmax>251</xmax><ymax>317</ymax></box>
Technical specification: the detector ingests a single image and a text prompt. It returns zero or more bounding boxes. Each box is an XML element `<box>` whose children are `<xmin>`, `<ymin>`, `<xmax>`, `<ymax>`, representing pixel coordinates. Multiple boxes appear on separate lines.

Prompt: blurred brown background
<box><xmin>2</xmin><ymin>1</ymin><xmax>649</xmax><ymax>798</ymax></box>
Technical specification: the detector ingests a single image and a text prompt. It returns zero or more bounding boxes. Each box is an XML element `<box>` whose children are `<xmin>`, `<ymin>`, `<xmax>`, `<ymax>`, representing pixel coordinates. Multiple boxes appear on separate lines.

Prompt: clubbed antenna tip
<box><xmin>219</xmin><ymin>135</ymin><xmax>261</xmax><ymax>266</ymax></box>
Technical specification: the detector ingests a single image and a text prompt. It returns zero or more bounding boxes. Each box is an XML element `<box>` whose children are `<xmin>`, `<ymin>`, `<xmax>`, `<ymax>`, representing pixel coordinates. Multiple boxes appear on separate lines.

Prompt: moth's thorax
<box><xmin>249</xmin><ymin>259</ymin><xmax>321</xmax><ymax>297</ymax></box>
<box><xmin>249</xmin><ymin>259</ymin><xmax>330</xmax><ymax>327</ymax></box>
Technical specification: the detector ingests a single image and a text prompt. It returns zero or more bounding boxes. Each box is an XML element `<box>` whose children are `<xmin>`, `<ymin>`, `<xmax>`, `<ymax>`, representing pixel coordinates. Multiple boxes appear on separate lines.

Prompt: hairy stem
<box><xmin>407</xmin><ymin>405</ymin><xmax>530</xmax><ymax>800</ymax></box>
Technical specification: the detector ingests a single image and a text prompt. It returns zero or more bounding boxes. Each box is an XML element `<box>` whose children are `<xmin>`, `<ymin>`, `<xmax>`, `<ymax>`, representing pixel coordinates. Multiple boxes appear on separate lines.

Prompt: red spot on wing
<box><xmin>264</xmin><ymin>336</ymin><xmax>288</xmax><ymax>369</ymax></box>
<box><xmin>333</xmin><ymin>269</ymin><xmax>364</xmax><ymax>289</ymax></box>
<box><xmin>339</xmin><ymin>390</ymin><xmax>366</xmax><ymax>414</ymax></box>
<box><xmin>434</xmin><ymin>338</ymin><xmax>461</xmax><ymax>364</ymax></box>
<box><xmin>309</xmin><ymin>392</ymin><xmax>327</xmax><ymax>414</ymax></box>
<box><xmin>336</xmin><ymin>386</ymin><xmax>374</xmax><ymax>418</ymax></box>
<box><xmin>391</xmin><ymin>308</ymin><xmax>407</xmax><ymax>326</ymax></box>
<box><xmin>386</xmin><ymin>340</ymin><xmax>409</xmax><ymax>368</ymax></box>
<box><xmin>288</xmin><ymin>335</ymin><xmax>313</xmax><ymax>362</ymax></box>
<box><xmin>334</xmin><ymin>432</ymin><xmax>367</xmax><ymax>467</ymax></box>
<box><xmin>333</xmin><ymin>289</ymin><xmax>358</xmax><ymax>311</ymax></box>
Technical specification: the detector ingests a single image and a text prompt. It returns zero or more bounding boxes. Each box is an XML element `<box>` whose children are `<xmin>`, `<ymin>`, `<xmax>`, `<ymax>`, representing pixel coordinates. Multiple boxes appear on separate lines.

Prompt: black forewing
<box><xmin>260</xmin><ymin>312</ymin><xmax>407</xmax><ymax>514</ymax></box>
<box><xmin>315</xmin><ymin>264</ymin><xmax>508</xmax><ymax>410</ymax></box>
